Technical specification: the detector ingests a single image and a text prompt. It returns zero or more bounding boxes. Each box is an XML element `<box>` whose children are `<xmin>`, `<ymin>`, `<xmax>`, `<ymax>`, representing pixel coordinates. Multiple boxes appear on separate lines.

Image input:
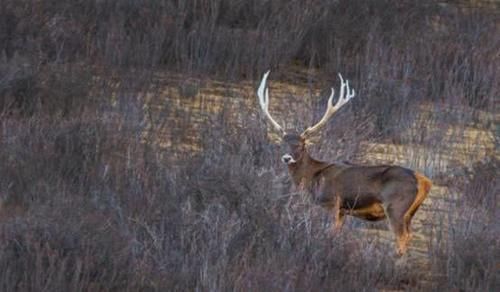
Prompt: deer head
<box><xmin>257</xmin><ymin>70</ymin><xmax>356</xmax><ymax>166</ymax></box>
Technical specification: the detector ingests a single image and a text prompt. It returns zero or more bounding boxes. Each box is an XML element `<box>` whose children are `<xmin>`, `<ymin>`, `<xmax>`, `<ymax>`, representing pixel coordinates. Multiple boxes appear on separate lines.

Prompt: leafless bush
<box><xmin>0</xmin><ymin>201</ymin><xmax>134</xmax><ymax>291</ymax></box>
<box><xmin>0</xmin><ymin>0</ymin><xmax>498</xmax><ymax>291</ymax></box>
<box><xmin>429</xmin><ymin>171</ymin><xmax>499</xmax><ymax>291</ymax></box>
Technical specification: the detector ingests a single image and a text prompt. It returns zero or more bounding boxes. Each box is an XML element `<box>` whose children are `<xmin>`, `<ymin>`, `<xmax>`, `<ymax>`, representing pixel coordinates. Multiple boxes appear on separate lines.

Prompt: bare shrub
<box><xmin>0</xmin><ymin>0</ymin><xmax>498</xmax><ymax>291</ymax></box>
<box><xmin>0</xmin><ymin>201</ymin><xmax>134</xmax><ymax>291</ymax></box>
<box><xmin>429</xmin><ymin>173</ymin><xmax>499</xmax><ymax>291</ymax></box>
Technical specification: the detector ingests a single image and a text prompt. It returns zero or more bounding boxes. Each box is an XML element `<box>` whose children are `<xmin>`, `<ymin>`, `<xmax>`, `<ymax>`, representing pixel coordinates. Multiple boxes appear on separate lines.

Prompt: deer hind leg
<box><xmin>384</xmin><ymin>204</ymin><xmax>411</xmax><ymax>256</ymax></box>
<box><xmin>402</xmin><ymin>173</ymin><xmax>433</xmax><ymax>247</ymax></box>
<box><xmin>404</xmin><ymin>173</ymin><xmax>432</xmax><ymax>232</ymax></box>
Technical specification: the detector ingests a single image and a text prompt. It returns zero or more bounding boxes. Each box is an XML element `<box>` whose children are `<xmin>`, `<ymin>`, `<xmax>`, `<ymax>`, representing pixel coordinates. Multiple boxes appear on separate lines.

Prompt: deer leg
<box><xmin>402</xmin><ymin>172</ymin><xmax>432</xmax><ymax>245</ymax></box>
<box><xmin>403</xmin><ymin>212</ymin><xmax>415</xmax><ymax>245</ymax></box>
<box><xmin>384</xmin><ymin>204</ymin><xmax>410</xmax><ymax>256</ymax></box>
<box><xmin>391</xmin><ymin>218</ymin><xmax>410</xmax><ymax>256</ymax></box>
<box><xmin>334</xmin><ymin>210</ymin><xmax>345</xmax><ymax>232</ymax></box>
<box><xmin>333</xmin><ymin>196</ymin><xmax>345</xmax><ymax>233</ymax></box>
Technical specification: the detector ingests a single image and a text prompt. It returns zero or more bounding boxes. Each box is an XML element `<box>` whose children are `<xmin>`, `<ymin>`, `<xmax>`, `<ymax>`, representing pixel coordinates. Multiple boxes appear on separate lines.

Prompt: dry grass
<box><xmin>0</xmin><ymin>1</ymin><xmax>498</xmax><ymax>291</ymax></box>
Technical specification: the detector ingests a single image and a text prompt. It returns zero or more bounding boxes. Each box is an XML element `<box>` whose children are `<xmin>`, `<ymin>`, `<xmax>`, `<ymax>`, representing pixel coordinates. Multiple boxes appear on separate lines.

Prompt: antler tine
<box><xmin>301</xmin><ymin>73</ymin><xmax>355</xmax><ymax>139</ymax></box>
<box><xmin>257</xmin><ymin>70</ymin><xmax>285</xmax><ymax>135</ymax></box>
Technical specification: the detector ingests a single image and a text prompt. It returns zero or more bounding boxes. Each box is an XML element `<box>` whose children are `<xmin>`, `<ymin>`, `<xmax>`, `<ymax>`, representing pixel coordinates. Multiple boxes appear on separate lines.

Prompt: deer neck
<box><xmin>288</xmin><ymin>151</ymin><xmax>329</xmax><ymax>188</ymax></box>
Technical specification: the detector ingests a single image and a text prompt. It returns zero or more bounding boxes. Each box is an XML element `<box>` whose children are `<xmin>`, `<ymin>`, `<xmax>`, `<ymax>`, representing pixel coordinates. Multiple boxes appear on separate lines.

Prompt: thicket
<box><xmin>0</xmin><ymin>1</ymin><xmax>498</xmax><ymax>290</ymax></box>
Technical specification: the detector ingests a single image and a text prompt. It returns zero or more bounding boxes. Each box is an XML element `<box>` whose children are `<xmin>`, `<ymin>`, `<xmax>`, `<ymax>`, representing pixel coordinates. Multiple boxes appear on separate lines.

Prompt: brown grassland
<box><xmin>0</xmin><ymin>1</ymin><xmax>498</xmax><ymax>291</ymax></box>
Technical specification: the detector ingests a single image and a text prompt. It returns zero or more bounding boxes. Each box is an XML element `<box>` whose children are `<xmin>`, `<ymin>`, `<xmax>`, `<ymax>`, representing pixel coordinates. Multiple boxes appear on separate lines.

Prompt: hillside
<box><xmin>0</xmin><ymin>1</ymin><xmax>498</xmax><ymax>291</ymax></box>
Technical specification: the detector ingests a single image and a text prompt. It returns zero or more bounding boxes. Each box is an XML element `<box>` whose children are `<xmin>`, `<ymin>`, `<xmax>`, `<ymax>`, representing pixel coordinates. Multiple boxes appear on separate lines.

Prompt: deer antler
<box><xmin>257</xmin><ymin>70</ymin><xmax>286</xmax><ymax>135</ymax></box>
<box><xmin>300</xmin><ymin>73</ymin><xmax>355</xmax><ymax>139</ymax></box>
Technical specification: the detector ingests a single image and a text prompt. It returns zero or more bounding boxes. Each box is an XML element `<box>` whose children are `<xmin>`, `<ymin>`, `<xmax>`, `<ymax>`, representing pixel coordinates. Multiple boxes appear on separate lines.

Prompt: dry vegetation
<box><xmin>0</xmin><ymin>0</ymin><xmax>498</xmax><ymax>291</ymax></box>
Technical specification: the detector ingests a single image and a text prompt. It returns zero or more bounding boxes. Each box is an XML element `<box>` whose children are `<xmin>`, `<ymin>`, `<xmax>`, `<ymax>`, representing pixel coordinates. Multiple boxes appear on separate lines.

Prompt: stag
<box><xmin>257</xmin><ymin>71</ymin><xmax>432</xmax><ymax>255</ymax></box>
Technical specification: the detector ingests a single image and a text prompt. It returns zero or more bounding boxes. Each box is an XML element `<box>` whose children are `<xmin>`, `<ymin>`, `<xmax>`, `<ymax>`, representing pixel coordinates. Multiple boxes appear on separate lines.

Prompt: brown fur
<box><xmin>279</xmin><ymin>134</ymin><xmax>432</xmax><ymax>256</ymax></box>
<box><xmin>406</xmin><ymin>172</ymin><xmax>432</xmax><ymax>220</ymax></box>
<box><xmin>398</xmin><ymin>172</ymin><xmax>432</xmax><ymax>253</ymax></box>
<box><xmin>258</xmin><ymin>71</ymin><xmax>433</xmax><ymax>256</ymax></box>
<box><xmin>346</xmin><ymin>203</ymin><xmax>386</xmax><ymax>221</ymax></box>
<box><xmin>387</xmin><ymin>171</ymin><xmax>433</xmax><ymax>255</ymax></box>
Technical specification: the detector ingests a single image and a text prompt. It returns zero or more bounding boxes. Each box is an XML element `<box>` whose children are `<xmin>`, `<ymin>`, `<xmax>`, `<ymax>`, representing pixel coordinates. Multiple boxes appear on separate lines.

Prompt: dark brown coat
<box><xmin>283</xmin><ymin>134</ymin><xmax>432</xmax><ymax>255</ymax></box>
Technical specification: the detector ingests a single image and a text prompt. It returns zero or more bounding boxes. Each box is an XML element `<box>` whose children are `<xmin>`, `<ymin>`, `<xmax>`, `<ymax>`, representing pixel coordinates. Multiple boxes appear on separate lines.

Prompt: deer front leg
<box><xmin>333</xmin><ymin>196</ymin><xmax>345</xmax><ymax>233</ymax></box>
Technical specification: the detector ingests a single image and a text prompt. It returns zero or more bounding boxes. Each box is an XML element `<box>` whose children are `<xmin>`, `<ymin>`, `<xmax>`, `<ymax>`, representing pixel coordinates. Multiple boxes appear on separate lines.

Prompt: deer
<box><xmin>257</xmin><ymin>70</ymin><xmax>432</xmax><ymax>256</ymax></box>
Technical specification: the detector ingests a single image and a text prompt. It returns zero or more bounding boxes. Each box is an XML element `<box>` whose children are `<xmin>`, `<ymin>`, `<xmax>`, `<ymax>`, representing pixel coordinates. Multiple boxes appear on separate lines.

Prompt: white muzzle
<box><xmin>281</xmin><ymin>154</ymin><xmax>296</xmax><ymax>164</ymax></box>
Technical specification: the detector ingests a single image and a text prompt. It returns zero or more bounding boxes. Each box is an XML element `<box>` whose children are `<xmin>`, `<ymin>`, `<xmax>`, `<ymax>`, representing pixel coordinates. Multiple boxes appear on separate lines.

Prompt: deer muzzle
<box><xmin>281</xmin><ymin>154</ymin><xmax>296</xmax><ymax>164</ymax></box>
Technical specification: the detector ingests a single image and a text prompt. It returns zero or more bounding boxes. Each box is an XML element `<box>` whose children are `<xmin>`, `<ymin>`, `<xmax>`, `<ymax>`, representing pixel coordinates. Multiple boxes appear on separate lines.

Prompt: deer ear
<box><xmin>267</xmin><ymin>132</ymin><xmax>283</xmax><ymax>144</ymax></box>
<box><xmin>304</xmin><ymin>134</ymin><xmax>321</xmax><ymax>146</ymax></box>
<box><xmin>304</xmin><ymin>139</ymin><xmax>316</xmax><ymax>148</ymax></box>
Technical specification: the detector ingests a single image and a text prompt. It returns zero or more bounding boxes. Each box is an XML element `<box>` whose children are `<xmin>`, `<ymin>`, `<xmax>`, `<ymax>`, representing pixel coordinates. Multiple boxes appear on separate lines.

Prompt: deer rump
<box><xmin>312</xmin><ymin>164</ymin><xmax>419</xmax><ymax>221</ymax></box>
